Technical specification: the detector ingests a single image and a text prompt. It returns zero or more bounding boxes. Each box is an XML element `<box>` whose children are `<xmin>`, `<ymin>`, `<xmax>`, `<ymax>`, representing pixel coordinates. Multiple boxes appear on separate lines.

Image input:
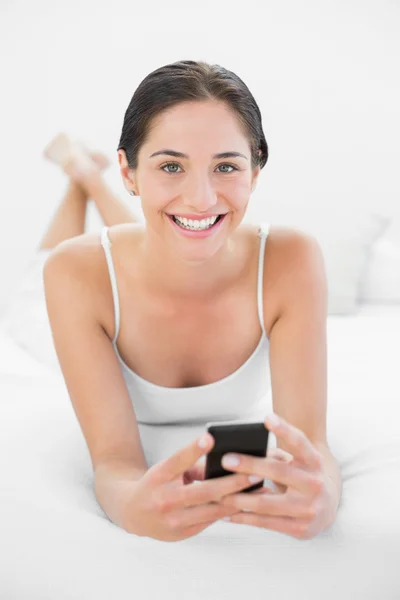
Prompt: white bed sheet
<box><xmin>1</xmin><ymin>304</ymin><xmax>399</xmax><ymax>599</ymax></box>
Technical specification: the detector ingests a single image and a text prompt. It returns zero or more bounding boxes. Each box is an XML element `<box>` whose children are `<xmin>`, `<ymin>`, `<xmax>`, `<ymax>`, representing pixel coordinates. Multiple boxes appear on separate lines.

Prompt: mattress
<box><xmin>0</xmin><ymin>303</ymin><xmax>399</xmax><ymax>599</ymax></box>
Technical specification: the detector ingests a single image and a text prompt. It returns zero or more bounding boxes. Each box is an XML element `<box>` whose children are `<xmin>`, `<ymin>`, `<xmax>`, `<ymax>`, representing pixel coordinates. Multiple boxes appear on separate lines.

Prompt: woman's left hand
<box><xmin>219</xmin><ymin>414</ymin><xmax>337</xmax><ymax>540</ymax></box>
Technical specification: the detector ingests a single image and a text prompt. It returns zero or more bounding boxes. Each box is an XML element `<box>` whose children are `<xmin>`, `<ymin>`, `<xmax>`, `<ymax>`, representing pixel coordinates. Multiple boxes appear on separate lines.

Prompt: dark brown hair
<box><xmin>117</xmin><ymin>60</ymin><xmax>269</xmax><ymax>172</ymax></box>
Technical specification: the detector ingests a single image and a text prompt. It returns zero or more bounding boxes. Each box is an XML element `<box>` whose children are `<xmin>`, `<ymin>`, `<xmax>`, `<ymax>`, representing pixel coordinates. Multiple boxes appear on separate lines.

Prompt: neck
<box><xmin>137</xmin><ymin>226</ymin><xmax>244</xmax><ymax>301</ymax></box>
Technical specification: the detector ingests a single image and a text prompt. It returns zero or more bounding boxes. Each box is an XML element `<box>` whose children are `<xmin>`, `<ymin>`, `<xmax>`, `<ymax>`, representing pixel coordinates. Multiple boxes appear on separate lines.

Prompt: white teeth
<box><xmin>173</xmin><ymin>215</ymin><xmax>219</xmax><ymax>230</ymax></box>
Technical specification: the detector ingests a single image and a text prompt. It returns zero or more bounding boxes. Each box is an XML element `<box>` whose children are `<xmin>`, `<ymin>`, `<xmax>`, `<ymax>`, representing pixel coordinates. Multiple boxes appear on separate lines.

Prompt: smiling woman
<box><xmin>41</xmin><ymin>59</ymin><xmax>340</xmax><ymax>540</ymax></box>
<box><xmin>115</xmin><ymin>61</ymin><xmax>269</xmax><ymax>293</ymax></box>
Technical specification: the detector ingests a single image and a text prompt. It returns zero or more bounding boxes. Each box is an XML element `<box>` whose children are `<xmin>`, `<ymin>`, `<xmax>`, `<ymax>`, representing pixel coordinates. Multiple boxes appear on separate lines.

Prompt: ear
<box><xmin>251</xmin><ymin>165</ymin><xmax>261</xmax><ymax>193</ymax></box>
<box><xmin>251</xmin><ymin>149</ymin><xmax>262</xmax><ymax>192</ymax></box>
<box><xmin>118</xmin><ymin>149</ymin><xmax>137</xmax><ymax>195</ymax></box>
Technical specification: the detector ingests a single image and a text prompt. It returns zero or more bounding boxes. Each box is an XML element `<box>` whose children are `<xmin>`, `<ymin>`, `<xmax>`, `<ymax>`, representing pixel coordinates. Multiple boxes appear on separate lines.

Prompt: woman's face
<box><xmin>118</xmin><ymin>100</ymin><xmax>260</xmax><ymax>257</ymax></box>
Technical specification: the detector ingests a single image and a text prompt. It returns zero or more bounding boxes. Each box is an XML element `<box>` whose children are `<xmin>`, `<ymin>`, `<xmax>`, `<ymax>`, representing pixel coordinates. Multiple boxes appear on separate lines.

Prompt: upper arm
<box><xmin>266</xmin><ymin>230</ymin><xmax>329</xmax><ymax>450</ymax></box>
<box><xmin>43</xmin><ymin>243</ymin><xmax>148</xmax><ymax>474</ymax></box>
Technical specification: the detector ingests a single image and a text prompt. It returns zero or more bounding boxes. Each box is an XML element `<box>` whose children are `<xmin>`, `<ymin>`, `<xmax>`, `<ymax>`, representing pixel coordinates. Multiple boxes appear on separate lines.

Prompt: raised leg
<box><xmin>83</xmin><ymin>171</ymin><xmax>139</xmax><ymax>228</ymax></box>
<box><xmin>40</xmin><ymin>133</ymin><xmax>140</xmax><ymax>252</ymax></box>
<box><xmin>60</xmin><ymin>148</ymin><xmax>139</xmax><ymax>227</ymax></box>
<box><xmin>37</xmin><ymin>180</ymin><xmax>88</xmax><ymax>250</ymax></box>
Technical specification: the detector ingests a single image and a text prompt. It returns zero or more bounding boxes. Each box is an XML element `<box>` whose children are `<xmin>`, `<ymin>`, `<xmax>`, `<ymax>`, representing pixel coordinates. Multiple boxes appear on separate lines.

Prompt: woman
<box><xmin>0</xmin><ymin>132</ymin><xmax>139</xmax><ymax>371</ymax></box>
<box><xmin>43</xmin><ymin>60</ymin><xmax>341</xmax><ymax>542</ymax></box>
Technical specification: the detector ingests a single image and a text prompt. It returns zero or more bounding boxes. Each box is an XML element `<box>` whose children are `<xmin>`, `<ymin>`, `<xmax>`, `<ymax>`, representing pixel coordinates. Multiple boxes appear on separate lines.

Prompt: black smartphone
<box><xmin>204</xmin><ymin>420</ymin><xmax>270</xmax><ymax>493</ymax></box>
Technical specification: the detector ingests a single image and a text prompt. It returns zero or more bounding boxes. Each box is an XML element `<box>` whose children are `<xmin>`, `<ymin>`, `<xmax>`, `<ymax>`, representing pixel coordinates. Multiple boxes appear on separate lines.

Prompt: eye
<box><xmin>160</xmin><ymin>162</ymin><xmax>182</xmax><ymax>174</ymax></box>
<box><xmin>159</xmin><ymin>162</ymin><xmax>239</xmax><ymax>174</ymax></box>
<box><xmin>217</xmin><ymin>164</ymin><xmax>238</xmax><ymax>173</ymax></box>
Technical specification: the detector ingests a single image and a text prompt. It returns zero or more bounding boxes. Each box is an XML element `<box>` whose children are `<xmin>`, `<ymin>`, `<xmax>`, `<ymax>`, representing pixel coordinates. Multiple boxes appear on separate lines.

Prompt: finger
<box><xmin>222</xmin><ymin>454</ymin><xmax>322</xmax><ymax>496</ymax></box>
<box><xmin>271</xmin><ymin>481</ymin><xmax>288</xmax><ymax>494</ymax></box>
<box><xmin>177</xmin><ymin>501</ymin><xmax>243</xmax><ymax>530</ymax></box>
<box><xmin>265</xmin><ymin>448</ymin><xmax>293</xmax><ymax>493</ymax></box>
<box><xmin>148</xmin><ymin>433</ymin><xmax>215</xmax><ymax>485</ymax></box>
<box><xmin>221</xmin><ymin>489</ymin><xmax>315</xmax><ymax>519</ymax></box>
<box><xmin>183</xmin><ymin>459</ymin><xmax>206</xmax><ymax>484</ymax></box>
<box><xmin>250</xmin><ymin>486</ymin><xmax>276</xmax><ymax>495</ymax></box>
<box><xmin>267</xmin><ymin>448</ymin><xmax>294</xmax><ymax>462</ymax></box>
<box><xmin>227</xmin><ymin>512</ymin><xmax>311</xmax><ymax>538</ymax></box>
<box><xmin>177</xmin><ymin>472</ymin><xmax>260</xmax><ymax>508</ymax></box>
<box><xmin>265</xmin><ymin>415</ymin><xmax>323</xmax><ymax>470</ymax></box>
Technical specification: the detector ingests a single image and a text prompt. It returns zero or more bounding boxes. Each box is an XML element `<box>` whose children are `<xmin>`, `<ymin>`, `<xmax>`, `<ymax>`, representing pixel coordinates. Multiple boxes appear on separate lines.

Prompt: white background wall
<box><xmin>1</xmin><ymin>0</ymin><xmax>399</xmax><ymax>316</ymax></box>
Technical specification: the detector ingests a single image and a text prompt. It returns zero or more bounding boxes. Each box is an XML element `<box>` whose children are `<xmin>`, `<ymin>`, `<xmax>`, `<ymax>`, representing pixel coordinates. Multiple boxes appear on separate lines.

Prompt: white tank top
<box><xmin>100</xmin><ymin>223</ymin><xmax>272</xmax><ymax>425</ymax></box>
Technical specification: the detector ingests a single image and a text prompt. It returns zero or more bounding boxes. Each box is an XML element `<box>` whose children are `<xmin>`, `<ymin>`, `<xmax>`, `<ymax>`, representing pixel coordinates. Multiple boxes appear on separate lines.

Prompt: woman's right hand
<box><xmin>122</xmin><ymin>433</ymin><xmax>262</xmax><ymax>541</ymax></box>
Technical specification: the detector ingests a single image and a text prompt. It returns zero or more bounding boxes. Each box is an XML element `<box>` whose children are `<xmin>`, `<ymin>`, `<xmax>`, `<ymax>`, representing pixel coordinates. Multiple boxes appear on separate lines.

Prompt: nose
<box><xmin>182</xmin><ymin>177</ymin><xmax>218</xmax><ymax>212</ymax></box>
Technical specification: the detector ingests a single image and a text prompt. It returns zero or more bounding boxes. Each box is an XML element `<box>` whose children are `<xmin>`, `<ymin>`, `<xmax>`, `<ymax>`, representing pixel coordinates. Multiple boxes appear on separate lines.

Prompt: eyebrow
<box><xmin>149</xmin><ymin>149</ymin><xmax>248</xmax><ymax>160</ymax></box>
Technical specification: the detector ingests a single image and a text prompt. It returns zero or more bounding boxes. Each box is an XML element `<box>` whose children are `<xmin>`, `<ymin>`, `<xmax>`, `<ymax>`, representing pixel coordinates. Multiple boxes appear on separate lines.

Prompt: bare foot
<box><xmin>43</xmin><ymin>133</ymin><xmax>110</xmax><ymax>181</ymax></box>
<box><xmin>84</xmin><ymin>148</ymin><xmax>110</xmax><ymax>171</ymax></box>
<box><xmin>61</xmin><ymin>150</ymin><xmax>100</xmax><ymax>185</ymax></box>
<box><xmin>62</xmin><ymin>156</ymin><xmax>106</xmax><ymax>195</ymax></box>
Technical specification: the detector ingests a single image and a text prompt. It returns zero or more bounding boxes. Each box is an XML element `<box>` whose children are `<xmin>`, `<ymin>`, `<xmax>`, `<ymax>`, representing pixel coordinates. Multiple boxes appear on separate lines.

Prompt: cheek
<box><xmin>234</xmin><ymin>179</ymin><xmax>252</xmax><ymax>194</ymax></box>
<box><xmin>140</xmin><ymin>186</ymin><xmax>171</xmax><ymax>211</ymax></box>
<box><xmin>226</xmin><ymin>179</ymin><xmax>251</xmax><ymax>201</ymax></box>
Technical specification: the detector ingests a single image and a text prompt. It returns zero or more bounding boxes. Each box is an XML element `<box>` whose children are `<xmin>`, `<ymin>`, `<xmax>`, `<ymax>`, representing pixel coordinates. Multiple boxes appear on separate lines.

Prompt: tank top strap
<box><xmin>257</xmin><ymin>222</ymin><xmax>271</xmax><ymax>337</ymax></box>
<box><xmin>100</xmin><ymin>226</ymin><xmax>120</xmax><ymax>344</ymax></box>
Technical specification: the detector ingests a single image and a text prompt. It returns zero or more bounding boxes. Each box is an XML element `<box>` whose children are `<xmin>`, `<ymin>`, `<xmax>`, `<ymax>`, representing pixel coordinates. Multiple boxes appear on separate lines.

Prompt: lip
<box><xmin>166</xmin><ymin>212</ymin><xmax>227</xmax><ymax>238</ymax></box>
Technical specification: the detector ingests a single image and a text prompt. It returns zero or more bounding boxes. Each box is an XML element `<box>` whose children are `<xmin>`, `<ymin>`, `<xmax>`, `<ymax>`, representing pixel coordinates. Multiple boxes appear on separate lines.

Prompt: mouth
<box><xmin>168</xmin><ymin>213</ymin><xmax>226</xmax><ymax>228</ymax></box>
<box><xmin>166</xmin><ymin>213</ymin><xmax>228</xmax><ymax>236</ymax></box>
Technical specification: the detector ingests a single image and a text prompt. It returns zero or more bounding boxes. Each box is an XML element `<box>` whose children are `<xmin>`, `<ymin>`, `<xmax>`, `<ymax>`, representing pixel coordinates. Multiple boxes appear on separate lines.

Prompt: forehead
<box><xmin>146</xmin><ymin>100</ymin><xmax>248</xmax><ymax>147</ymax></box>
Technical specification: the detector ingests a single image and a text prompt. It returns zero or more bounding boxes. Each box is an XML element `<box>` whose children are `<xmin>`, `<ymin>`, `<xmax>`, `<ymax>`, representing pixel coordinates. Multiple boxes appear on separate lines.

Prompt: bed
<box><xmin>1</xmin><ymin>303</ymin><xmax>399</xmax><ymax>599</ymax></box>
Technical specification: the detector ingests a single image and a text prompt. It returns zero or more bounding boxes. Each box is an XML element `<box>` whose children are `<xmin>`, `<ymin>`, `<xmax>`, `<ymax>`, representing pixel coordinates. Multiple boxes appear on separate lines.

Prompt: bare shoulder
<box><xmin>43</xmin><ymin>229</ymin><xmax>114</xmax><ymax>315</ymax></box>
<box><xmin>43</xmin><ymin>223</ymin><xmax>142</xmax><ymax>335</ymax></box>
<box><xmin>264</xmin><ymin>224</ymin><xmax>322</xmax><ymax>265</ymax></box>
<box><xmin>43</xmin><ymin>230</ymin><xmax>105</xmax><ymax>284</ymax></box>
<box><xmin>267</xmin><ymin>225</ymin><xmax>325</xmax><ymax>290</ymax></box>
<box><xmin>254</xmin><ymin>224</ymin><xmax>326</xmax><ymax>333</ymax></box>
<box><xmin>44</xmin><ymin>222</ymin><xmax>140</xmax><ymax>274</ymax></box>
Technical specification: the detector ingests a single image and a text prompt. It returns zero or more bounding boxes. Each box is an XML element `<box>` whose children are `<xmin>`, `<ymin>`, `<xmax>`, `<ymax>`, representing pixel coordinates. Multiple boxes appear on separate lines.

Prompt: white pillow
<box><xmin>0</xmin><ymin>250</ymin><xmax>61</xmax><ymax>374</ymax></box>
<box><xmin>0</xmin><ymin>329</ymin><xmax>53</xmax><ymax>379</ymax></box>
<box><xmin>268</xmin><ymin>211</ymin><xmax>389</xmax><ymax>315</ymax></box>
<box><xmin>359</xmin><ymin>234</ymin><xmax>400</xmax><ymax>303</ymax></box>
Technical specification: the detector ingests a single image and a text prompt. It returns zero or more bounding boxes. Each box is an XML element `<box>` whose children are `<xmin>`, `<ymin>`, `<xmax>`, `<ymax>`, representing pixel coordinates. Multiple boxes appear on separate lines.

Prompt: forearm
<box><xmin>94</xmin><ymin>459</ymin><xmax>148</xmax><ymax>531</ymax></box>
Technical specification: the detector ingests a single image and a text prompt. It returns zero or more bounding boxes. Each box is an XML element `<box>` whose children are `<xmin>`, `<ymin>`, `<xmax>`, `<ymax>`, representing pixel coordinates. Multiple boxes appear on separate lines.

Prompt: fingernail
<box><xmin>222</xmin><ymin>454</ymin><xmax>240</xmax><ymax>467</ymax></box>
<box><xmin>198</xmin><ymin>434</ymin><xmax>209</xmax><ymax>448</ymax></box>
<box><xmin>222</xmin><ymin>516</ymin><xmax>231</xmax><ymax>521</ymax></box>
